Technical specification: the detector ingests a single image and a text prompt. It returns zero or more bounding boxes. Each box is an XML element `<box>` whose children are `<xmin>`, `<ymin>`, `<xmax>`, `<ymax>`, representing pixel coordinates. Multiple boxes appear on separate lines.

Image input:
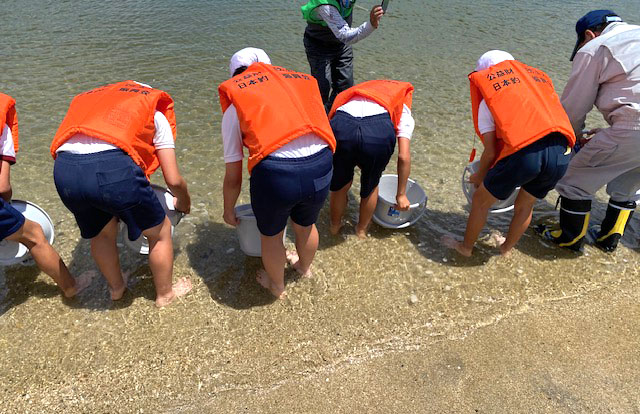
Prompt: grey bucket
<box><xmin>0</xmin><ymin>200</ymin><xmax>54</xmax><ymax>266</ymax></box>
<box><xmin>462</xmin><ymin>161</ymin><xmax>519</xmax><ymax>214</ymax></box>
<box><xmin>235</xmin><ymin>204</ymin><xmax>287</xmax><ymax>256</ymax></box>
<box><xmin>372</xmin><ymin>175</ymin><xmax>427</xmax><ymax>229</ymax></box>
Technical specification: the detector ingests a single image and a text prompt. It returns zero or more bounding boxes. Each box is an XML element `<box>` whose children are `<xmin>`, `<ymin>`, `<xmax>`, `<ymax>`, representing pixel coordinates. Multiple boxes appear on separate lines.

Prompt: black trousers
<box><xmin>303</xmin><ymin>34</ymin><xmax>354</xmax><ymax>112</ymax></box>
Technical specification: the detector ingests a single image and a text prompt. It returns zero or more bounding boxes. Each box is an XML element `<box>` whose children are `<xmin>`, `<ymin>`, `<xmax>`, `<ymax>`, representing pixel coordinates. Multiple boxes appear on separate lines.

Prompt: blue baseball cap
<box><xmin>570</xmin><ymin>10</ymin><xmax>622</xmax><ymax>61</ymax></box>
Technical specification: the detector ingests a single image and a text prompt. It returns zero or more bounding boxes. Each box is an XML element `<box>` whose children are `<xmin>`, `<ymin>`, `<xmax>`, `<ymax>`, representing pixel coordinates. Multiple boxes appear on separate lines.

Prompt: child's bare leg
<box><xmin>500</xmin><ymin>189</ymin><xmax>537</xmax><ymax>255</ymax></box>
<box><xmin>460</xmin><ymin>185</ymin><xmax>497</xmax><ymax>255</ymax></box>
<box><xmin>144</xmin><ymin>216</ymin><xmax>191</xmax><ymax>307</ymax></box>
<box><xmin>90</xmin><ymin>217</ymin><xmax>127</xmax><ymax>300</ymax></box>
<box><xmin>329</xmin><ymin>181</ymin><xmax>351</xmax><ymax>235</ymax></box>
<box><xmin>7</xmin><ymin>219</ymin><xmax>85</xmax><ymax>298</ymax></box>
<box><xmin>443</xmin><ymin>184</ymin><xmax>497</xmax><ymax>257</ymax></box>
<box><xmin>258</xmin><ymin>231</ymin><xmax>287</xmax><ymax>298</ymax></box>
<box><xmin>356</xmin><ymin>186</ymin><xmax>379</xmax><ymax>239</ymax></box>
<box><xmin>288</xmin><ymin>222</ymin><xmax>318</xmax><ymax>277</ymax></box>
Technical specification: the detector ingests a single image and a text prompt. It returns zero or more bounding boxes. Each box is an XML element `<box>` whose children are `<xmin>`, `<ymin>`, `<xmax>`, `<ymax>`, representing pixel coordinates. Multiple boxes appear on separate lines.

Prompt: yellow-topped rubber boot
<box><xmin>594</xmin><ymin>199</ymin><xmax>636</xmax><ymax>252</ymax></box>
<box><xmin>536</xmin><ymin>197</ymin><xmax>591</xmax><ymax>252</ymax></box>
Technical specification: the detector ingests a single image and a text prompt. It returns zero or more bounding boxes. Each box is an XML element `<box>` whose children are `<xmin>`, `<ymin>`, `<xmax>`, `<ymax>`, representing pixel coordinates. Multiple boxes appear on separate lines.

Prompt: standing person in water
<box><xmin>539</xmin><ymin>10</ymin><xmax>640</xmax><ymax>253</ymax></box>
<box><xmin>51</xmin><ymin>81</ymin><xmax>192</xmax><ymax>307</ymax></box>
<box><xmin>327</xmin><ymin>79</ymin><xmax>415</xmax><ymax>238</ymax></box>
<box><xmin>301</xmin><ymin>0</ymin><xmax>385</xmax><ymax>111</ymax></box>
<box><xmin>219</xmin><ymin>48</ymin><xmax>336</xmax><ymax>299</ymax></box>
<box><xmin>0</xmin><ymin>93</ymin><xmax>91</xmax><ymax>298</ymax></box>
<box><xmin>444</xmin><ymin>51</ymin><xmax>576</xmax><ymax>256</ymax></box>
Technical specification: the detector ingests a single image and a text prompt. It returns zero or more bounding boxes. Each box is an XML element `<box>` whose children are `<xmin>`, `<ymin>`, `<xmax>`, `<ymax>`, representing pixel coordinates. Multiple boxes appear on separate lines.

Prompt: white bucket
<box><xmin>235</xmin><ymin>204</ymin><xmax>287</xmax><ymax>257</ymax></box>
<box><xmin>0</xmin><ymin>200</ymin><xmax>55</xmax><ymax>266</ymax></box>
<box><xmin>122</xmin><ymin>185</ymin><xmax>183</xmax><ymax>255</ymax></box>
<box><xmin>372</xmin><ymin>175</ymin><xmax>427</xmax><ymax>229</ymax></box>
<box><xmin>462</xmin><ymin>161</ymin><xmax>519</xmax><ymax>214</ymax></box>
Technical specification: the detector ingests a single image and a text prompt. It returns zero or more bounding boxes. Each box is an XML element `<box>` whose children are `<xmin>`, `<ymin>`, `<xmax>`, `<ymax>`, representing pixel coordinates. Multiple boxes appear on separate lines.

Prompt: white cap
<box><xmin>229</xmin><ymin>47</ymin><xmax>271</xmax><ymax>77</ymax></box>
<box><xmin>475</xmin><ymin>50</ymin><xmax>515</xmax><ymax>71</ymax></box>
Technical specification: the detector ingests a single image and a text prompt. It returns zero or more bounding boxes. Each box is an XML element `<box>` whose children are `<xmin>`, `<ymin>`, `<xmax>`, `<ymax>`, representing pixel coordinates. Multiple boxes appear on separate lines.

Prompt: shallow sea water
<box><xmin>1</xmin><ymin>1</ymin><xmax>640</xmax><ymax>412</ymax></box>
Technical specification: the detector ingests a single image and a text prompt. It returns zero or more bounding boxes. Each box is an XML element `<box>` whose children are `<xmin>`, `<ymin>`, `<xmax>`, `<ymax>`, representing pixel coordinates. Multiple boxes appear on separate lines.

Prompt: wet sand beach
<box><xmin>1</xmin><ymin>0</ymin><xmax>640</xmax><ymax>412</ymax></box>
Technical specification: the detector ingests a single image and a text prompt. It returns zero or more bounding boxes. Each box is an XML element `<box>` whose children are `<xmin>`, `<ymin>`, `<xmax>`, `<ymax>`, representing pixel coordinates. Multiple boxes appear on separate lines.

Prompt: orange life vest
<box><xmin>469</xmin><ymin>60</ymin><xmax>576</xmax><ymax>162</ymax></box>
<box><xmin>51</xmin><ymin>81</ymin><xmax>177</xmax><ymax>177</ymax></box>
<box><xmin>218</xmin><ymin>63</ymin><xmax>336</xmax><ymax>174</ymax></box>
<box><xmin>328</xmin><ymin>80</ymin><xmax>414</xmax><ymax>135</ymax></box>
<box><xmin>0</xmin><ymin>93</ymin><xmax>19</xmax><ymax>153</ymax></box>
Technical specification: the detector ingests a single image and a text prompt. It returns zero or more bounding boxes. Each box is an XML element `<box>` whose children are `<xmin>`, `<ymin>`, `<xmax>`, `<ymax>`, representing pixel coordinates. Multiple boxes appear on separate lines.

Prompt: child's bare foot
<box><xmin>355</xmin><ymin>224</ymin><xmax>368</xmax><ymax>239</ymax></box>
<box><xmin>256</xmin><ymin>269</ymin><xmax>286</xmax><ymax>299</ymax></box>
<box><xmin>109</xmin><ymin>271</ymin><xmax>130</xmax><ymax>301</ymax></box>
<box><xmin>286</xmin><ymin>250</ymin><xmax>312</xmax><ymax>278</ymax></box>
<box><xmin>329</xmin><ymin>221</ymin><xmax>343</xmax><ymax>236</ymax></box>
<box><xmin>63</xmin><ymin>270</ymin><xmax>96</xmax><ymax>298</ymax></box>
<box><xmin>499</xmin><ymin>243</ymin><xmax>513</xmax><ymax>257</ymax></box>
<box><xmin>155</xmin><ymin>277</ymin><xmax>192</xmax><ymax>308</ymax></box>
<box><xmin>441</xmin><ymin>235</ymin><xmax>472</xmax><ymax>257</ymax></box>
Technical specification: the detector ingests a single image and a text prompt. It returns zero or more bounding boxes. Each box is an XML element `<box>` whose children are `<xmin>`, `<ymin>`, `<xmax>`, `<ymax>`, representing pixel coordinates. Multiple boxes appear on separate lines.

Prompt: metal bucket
<box><xmin>235</xmin><ymin>204</ymin><xmax>287</xmax><ymax>257</ymax></box>
<box><xmin>0</xmin><ymin>200</ymin><xmax>55</xmax><ymax>266</ymax></box>
<box><xmin>122</xmin><ymin>185</ymin><xmax>183</xmax><ymax>255</ymax></box>
<box><xmin>462</xmin><ymin>161</ymin><xmax>519</xmax><ymax>214</ymax></box>
<box><xmin>372</xmin><ymin>175</ymin><xmax>427</xmax><ymax>229</ymax></box>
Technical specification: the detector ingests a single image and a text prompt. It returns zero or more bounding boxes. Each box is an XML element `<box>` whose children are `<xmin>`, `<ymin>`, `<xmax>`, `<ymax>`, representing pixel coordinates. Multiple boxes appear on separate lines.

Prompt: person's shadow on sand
<box><xmin>0</xmin><ymin>264</ymin><xmax>60</xmax><ymax>316</ymax></box>
<box><xmin>63</xmin><ymin>230</ymin><xmax>185</xmax><ymax>311</ymax></box>
<box><xmin>186</xmin><ymin>221</ymin><xmax>305</xmax><ymax>309</ymax></box>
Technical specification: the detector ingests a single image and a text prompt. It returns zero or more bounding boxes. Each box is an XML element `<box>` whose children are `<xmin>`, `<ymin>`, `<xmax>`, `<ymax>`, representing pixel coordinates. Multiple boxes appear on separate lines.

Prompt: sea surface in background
<box><xmin>1</xmin><ymin>1</ymin><xmax>639</xmax><ymax>412</ymax></box>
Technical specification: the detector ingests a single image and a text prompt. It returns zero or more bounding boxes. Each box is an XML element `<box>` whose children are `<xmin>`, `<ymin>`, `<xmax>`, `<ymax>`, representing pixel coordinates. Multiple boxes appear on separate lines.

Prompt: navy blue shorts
<box><xmin>0</xmin><ymin>199</ymin><xmax>25</xmax><ymax>240</ymax></box>
<box><xmin>250</xmin><ymin>147</ymin><xmax>333</xmax><ymax>237</ymax></box>
<box><xmin>484</xmin><ymin>133</ymin><xmax>571</xmax><ymax>200</ymax></box>
<box><xmin>53</xmin><ymin>150</ymin><xmax>166</xmax><ymax>241</ymax></box>
<box><xmin>329</xmin><ymin>111</ymin><xmax>396</xmax><ymax>198</ymax></box>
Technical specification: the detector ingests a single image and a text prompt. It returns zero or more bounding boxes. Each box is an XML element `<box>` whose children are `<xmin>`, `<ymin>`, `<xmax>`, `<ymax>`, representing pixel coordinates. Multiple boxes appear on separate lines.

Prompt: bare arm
<box><xmin>156</xmin><ymin>148</ymin><xmax>191</xmax><ymax>213</ymax></box>
<box><xmin>0</xmin><ymin>161</ymin><xmax>11</xmax><ymax>202</ymax></box>
<box><xmin>469</xmin><ymin>131</ymin><xmax>498</xmax><ymax>187</ymax></box>
<box><xmin>223</xmin><ymin>161</ymin><xmax>242</xmax><ymax>226</ymax></box>
<box><xmin>395</xmin><ymin>137</ymin><xmax>411</xmax><ymax>210</ymax></box>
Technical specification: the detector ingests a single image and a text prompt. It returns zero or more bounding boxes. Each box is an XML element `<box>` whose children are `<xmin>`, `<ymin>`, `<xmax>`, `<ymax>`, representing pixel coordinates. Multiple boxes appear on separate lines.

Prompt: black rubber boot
<box><xmin>537</xmin><ymin>197</ymin><xmax>591</xmax><ymax>251</ymax></box>
<box><xmin>594</xmin><ymin>199</ymin><xmax>637</xmax><ymax>252</ymax></box>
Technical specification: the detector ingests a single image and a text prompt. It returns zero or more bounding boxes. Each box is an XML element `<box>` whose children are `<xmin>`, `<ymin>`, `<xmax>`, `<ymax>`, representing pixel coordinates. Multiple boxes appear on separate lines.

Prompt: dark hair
<box><xmin>588</xmin><ymin>21</ymin><xmax>612</xmax><ymax>34</ymax></box>
<box><xmin>232</xmin><ymin>66</ymin><xmax>248</xmax><ymax>77</ymax></box>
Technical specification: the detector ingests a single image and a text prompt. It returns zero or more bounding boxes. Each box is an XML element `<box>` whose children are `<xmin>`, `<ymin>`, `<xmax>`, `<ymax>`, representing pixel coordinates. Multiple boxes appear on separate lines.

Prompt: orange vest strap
<box><xmin>328</xmin><ymin>80</ymin><xmax>414</xmax><ymax>134</ymax></box>
<box><xmin>468</xmin><ymin>60</ymin><xmax>576</xmax><ymax>162</ymax></box>
<box><xmin>0</xmin><ymin>93</ymin><xmax>19</xmax><ymax>152</ymax></box>
<box><xmin>51</xmin><ymin>81</ymin><xmax>177</xmax><ymax>177</ymax></box>
<box><xmin>218</xmin><ymin>63</ymin><xmax>336</xmax><ymax>174</ymax></box>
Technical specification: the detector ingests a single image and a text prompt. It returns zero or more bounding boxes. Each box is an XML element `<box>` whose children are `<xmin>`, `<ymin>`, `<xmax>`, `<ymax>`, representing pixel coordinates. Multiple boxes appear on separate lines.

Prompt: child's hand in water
<box><xmin>468</xmin><ymin>172</ymin><xmax>483</xmax><ymax>188</ymax></box>
<box><xmin>395</xmin><ymin>194</ymin><xmax>411</xmax><ymax>211</ymax></box>
<box><xmin>223</xmin><ymin>209</ymin><xmax>239</xmax><ymax>227</ymax></box>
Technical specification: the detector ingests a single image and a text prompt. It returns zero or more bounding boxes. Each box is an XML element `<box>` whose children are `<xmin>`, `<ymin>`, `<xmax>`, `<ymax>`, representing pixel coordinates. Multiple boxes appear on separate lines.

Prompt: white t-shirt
<box><xmin>477</xmin><ymin>99</ymin><xmax>496</xmax><ymax>135</ymax></box>
<box><xmin>336</xmin><ymin>96</ymin><xmax>415</xmax><ymax>139</ymax></box>
<box><xmin>56</xmin><ymin>111</ymin><xmax>175</xmax><ymax>154</ymax></box>
<box><xmin>221</xmin><ymin>104</ymin><xmax>328</xmax><ymax>163</ymax></box>
<box><xmin>0</xmin><ymin>123</ymin><xmax>16</xmax><ymax>164</ymax></box>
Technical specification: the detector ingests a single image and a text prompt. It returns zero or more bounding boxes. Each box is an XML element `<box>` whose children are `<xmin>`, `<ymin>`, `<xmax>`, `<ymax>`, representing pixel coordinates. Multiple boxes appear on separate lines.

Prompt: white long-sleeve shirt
<box><xmin>314</xmin><ymin>5</ymin><xmax>375</xmax><ymax>46</ymax></box>
<box><xmin>561</xmin><ymin>22</ymin><xmax>640</xmax><ymax>134</ymax></box>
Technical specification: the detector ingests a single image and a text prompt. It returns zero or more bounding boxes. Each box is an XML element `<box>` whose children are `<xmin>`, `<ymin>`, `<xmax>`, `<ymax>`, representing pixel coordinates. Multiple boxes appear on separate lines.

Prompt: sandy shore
<box><xmin>1</xmin><ymin>226</ymin><xmax>638</xmax><ymax>414</ymax></box>
<box><xmin>193</xmin><ymin>283</ymin><xmax>639</xmax><ymax>414</ymax></box>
